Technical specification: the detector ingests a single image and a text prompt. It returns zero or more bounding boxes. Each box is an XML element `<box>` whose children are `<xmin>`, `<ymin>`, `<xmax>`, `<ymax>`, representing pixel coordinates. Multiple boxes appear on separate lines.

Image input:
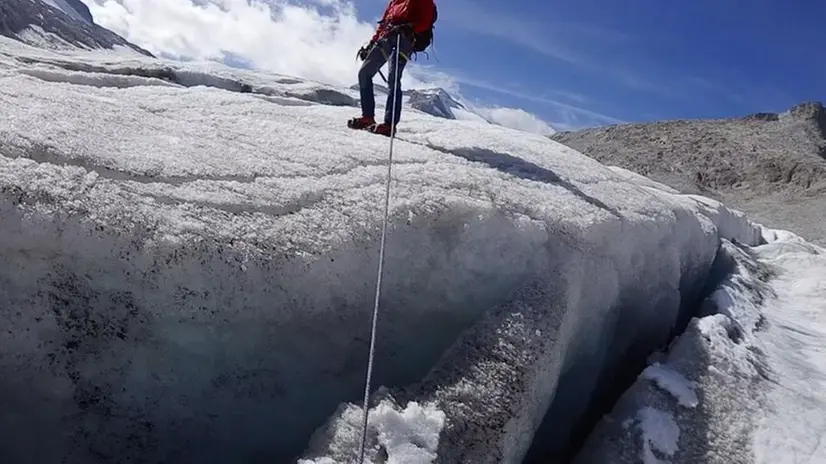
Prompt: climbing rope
<box><xmin>358</xmin><ymin>32</ymin><xmax>403</xmax><ymax>464</ymax></box>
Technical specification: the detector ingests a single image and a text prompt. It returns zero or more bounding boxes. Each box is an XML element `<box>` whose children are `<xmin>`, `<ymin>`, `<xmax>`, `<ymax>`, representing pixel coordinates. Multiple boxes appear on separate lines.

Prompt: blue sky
<box><xmin>365</xmin><ymin>0</ymin><xmax>826</xmax><ymax>129</ymax></box>
<box><xmin>86</xmin><ymin>0</ymin><xmax>826</xmax><ymax>131</ymax></box>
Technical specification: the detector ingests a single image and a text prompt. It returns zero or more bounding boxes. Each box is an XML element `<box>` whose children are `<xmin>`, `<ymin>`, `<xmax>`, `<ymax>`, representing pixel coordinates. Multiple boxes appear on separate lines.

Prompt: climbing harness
<box><xmin>357</xmin><ymin>32</ymin><xmax>403</xmax><ymax>464</ymax></box>
<box><xmin>378</xmin><ymin>39</ymin><xmax>411</xmax><ymax>64</ymax></box>
<box><xmin>376</xmin><ymin>44</ymin><xmax>410</xmax><ymax>84</ymax></box>
<box><xmin>356</xmin><ymin>26</ymin><xmax>412</xmax><ymax>85</ymax></box>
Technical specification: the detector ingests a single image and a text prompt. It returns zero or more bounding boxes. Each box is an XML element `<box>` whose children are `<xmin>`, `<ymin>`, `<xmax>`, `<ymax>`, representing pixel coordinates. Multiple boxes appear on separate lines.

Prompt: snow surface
<box><xmin>574</xmin><ymin>233</ymin><xmax>826</xmax><ymax>463</ymax></box>
<box><xmin>0</xmin><ymin>34</ymin><xmax>824</xmax><ymax>464</ymax></box>
<box><xmin>751</xmin><ymin>238</ymin><xmax>826</xmax><ymax>463</ymax></box>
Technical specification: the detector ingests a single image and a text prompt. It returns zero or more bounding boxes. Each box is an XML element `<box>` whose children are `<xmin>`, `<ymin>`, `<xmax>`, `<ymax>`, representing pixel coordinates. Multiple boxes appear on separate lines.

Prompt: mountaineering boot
<box><xmin>347</xmin><ymin>115</ymin><xmax>376</xmax><ymax>130</ymax></box>
<box><xmin>370</xmin><ymin>123</ymin><xmax>396</xmax><ymax>137</ymax></box>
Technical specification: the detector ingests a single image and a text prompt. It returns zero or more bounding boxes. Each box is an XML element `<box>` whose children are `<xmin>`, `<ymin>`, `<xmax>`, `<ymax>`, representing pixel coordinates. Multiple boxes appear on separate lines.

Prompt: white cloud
<box><xmin>470</xmin><ymin>106</ymin><xmax>557</xmax><ymax>136</ymax></box>
<box><xmin>85</xmin><ymin>0</ymin><xmax>564</xmax><ymax>131</ymax></box>
<box><xmin>86</xmin><ymin>0</ymin><xmax>387</xmax><ymax>87</ymax></box>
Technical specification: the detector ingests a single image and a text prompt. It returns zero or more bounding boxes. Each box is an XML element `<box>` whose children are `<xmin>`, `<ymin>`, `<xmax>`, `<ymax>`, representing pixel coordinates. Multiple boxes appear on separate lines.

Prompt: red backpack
<box><xmin>411</xmin><ymin>2</ymin><xmax>437</xmax><ymax>54</ymax></box>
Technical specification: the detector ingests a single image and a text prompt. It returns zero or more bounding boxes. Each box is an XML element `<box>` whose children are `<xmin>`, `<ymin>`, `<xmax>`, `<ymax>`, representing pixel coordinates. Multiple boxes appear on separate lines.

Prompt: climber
<box><xmin>347</xmin><ymin>0</ymin><xmax>437</xmax><ymax>137</ymax></box>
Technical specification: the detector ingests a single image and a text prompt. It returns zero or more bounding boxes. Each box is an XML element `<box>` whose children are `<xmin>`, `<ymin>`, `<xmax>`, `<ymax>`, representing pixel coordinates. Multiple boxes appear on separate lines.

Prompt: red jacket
<box><xmin>371</xmin><ymin>0</ymin><xmax>435</xmax><ymax>42</ymax></box>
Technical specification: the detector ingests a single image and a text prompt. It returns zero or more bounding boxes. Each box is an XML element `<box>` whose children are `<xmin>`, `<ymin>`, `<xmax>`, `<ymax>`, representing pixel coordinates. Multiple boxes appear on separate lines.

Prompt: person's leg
<box><xmin>384</xmin><ymin>32</ymin><xmax>413</xmax><ymax>127</ymax></box>
<box><xmin>357</xmin><ymin>41</ymin><xmax>389</xmax><ymax>121</ymax></box>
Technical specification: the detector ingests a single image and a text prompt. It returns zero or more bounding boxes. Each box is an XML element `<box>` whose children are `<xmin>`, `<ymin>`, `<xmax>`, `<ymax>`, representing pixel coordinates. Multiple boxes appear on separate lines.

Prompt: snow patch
<box><xmin>640</xmin><ymin>363</ymin><xmax>699</xmax><ymax>408</ymax></box>
<box><xmin>638</xmin><ymin>407</ymin><xmax>680</xmax><ymax>464</ymax></box>
<box><xmin>371</xmin><ymin>401</ymin><xmax>446</xmax><ymax>463</ymax></box>
<box><xmin>299</xmin><ymin>398</ymin><xmax>446</xmax><ymax>464</ymax></box>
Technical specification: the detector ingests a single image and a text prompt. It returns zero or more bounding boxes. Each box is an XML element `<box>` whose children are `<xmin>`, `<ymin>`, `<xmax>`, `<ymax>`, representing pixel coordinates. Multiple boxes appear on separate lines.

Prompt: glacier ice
<box><xmin>1</xmin><ymin>35</ymin><xmax>824</xmax><ymax>464</ymax></box>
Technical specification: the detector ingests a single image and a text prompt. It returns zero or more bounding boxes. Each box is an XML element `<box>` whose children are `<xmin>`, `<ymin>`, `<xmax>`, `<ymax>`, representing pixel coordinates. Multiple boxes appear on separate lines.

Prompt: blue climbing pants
<box><xmin>358</xmin><ymin>30</ymin><xmax>413</xmax><ymax>127</ymax></box>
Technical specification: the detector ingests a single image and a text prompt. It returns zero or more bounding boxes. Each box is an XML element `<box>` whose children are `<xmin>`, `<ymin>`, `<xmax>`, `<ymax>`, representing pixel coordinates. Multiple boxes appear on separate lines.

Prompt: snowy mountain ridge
<box><xmin>40</xmin><ymin>0</ymin><xmax>94</xmax><ymax>23</ymax></box>
<box><xmin>382</xmin><ymin>85</ymin><xmax>558</xmax><ymax>135</ymax></box>
<box><xmin>406</xmin><ymin>87</ymin><xmax>465</xmax><ymax>120</ymax></box>
<box><xmin>0</xmin><ymin>0</ymin><xmax>152</xmax><ymax>56</ymax></box>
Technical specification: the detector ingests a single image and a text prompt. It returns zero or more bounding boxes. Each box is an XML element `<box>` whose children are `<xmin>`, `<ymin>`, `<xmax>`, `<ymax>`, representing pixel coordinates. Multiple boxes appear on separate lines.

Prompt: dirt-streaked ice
<box><xmin>1</xmin><ymin>33</ymin><xmax>824</xmax><ymax>464</ymax></box>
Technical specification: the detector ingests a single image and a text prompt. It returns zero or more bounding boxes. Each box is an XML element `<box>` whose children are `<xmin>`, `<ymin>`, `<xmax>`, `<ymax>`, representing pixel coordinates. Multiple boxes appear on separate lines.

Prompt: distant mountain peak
<box><xmin>0</xmin><ymin>0</ymin><xmax>153</xmax><ymax>56</ymax></box>
<box><xmin>406</xmin><ymin>87</ymin><xmax>466</xmax><ymax>120</ymax></box>
<box><xmin>42</xmin><ymin>0</ymin><xmax>94</xmax><ymax>24</ymax></box>
<box><xmin>343</xmin><ymin>83</ymin><xmax>554</xmax><ymax>134</ymax></box>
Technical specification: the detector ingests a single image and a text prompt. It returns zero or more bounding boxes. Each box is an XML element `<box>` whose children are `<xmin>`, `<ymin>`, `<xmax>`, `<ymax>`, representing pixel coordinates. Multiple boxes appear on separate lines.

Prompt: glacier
<box><xmin>575</xmin><ymin>237</ymin><xmax>826</xmax><ymax>464</ymax></box>
<box><xmin>0</xmin><ymin>31</ymin><xmax>825</xmax><ymax>464</ymax></box>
